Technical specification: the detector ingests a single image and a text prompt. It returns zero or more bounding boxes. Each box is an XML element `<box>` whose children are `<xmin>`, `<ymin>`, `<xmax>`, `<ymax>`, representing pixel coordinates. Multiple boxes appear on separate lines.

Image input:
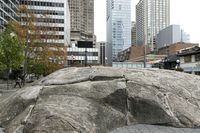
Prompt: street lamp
<box><xmin>144</xmin><ymin>35</ymin><xmax>147</xmax><ymax>68</ymax></box>
<box><xmin>85</xmin><ymin>48</ymin><xmax>87</xmax><ymax>67</ymax></box>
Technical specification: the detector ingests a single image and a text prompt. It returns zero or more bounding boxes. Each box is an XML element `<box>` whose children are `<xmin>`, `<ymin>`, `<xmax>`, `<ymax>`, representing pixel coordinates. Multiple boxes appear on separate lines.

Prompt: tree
<box><xmin>10</xmin><ymin>5</ymin><xmax>36</xmax><ymax>77</ymax></box>
<box><xmin>32</xmin><ymin>45</ymin><xmax>67</xmax><ymax>76</ymax></box>
<box><xmin>0</xmin><ymin>63</ymin><xmax>6</xmax><ymax>74</ymax></box>
<box><xmin>10</xmin><ymin>5</ymin><xmax>67</xmax><ymax>77</ymax></box>
<box><xmin>0</xmin><ymin>27</ymin><xmax>24</xmax><ymax>88</ymax></box>
<box><xmin>29</xmin><ymin>11</ymin><xmax>67</xmax><ymax>76</ymax></box>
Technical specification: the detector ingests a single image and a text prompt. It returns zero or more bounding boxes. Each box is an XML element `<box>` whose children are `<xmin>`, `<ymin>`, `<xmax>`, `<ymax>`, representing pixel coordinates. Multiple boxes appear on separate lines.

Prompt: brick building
<box><xmin>129</xmin><ymin>45</ymin><xmax>151</xmax><ymax>60</ymax></box>
<box><xmin>158</xmin><ymin>42</ymin><xmax>199</xmax><ymax>56</ymax></box>
<box><xmin>118</xmin><ymin>45</ymin><xmax>151</xmax><ymax>62</ymax></box>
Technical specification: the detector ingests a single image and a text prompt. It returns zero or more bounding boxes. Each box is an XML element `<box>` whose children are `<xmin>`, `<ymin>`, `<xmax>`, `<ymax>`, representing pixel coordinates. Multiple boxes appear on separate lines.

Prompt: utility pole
<box><xmin>144</xmin><ymin>36</ymin><xmax>147</xmax><ymax>68</ymax></box>
<box><xmin>85</xmin><ymin>48</ymin><xmax>87</xmax><ymax>67</ymax></box>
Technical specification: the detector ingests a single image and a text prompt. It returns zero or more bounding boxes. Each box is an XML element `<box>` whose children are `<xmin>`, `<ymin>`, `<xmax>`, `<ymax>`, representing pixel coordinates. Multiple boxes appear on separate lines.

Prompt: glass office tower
<box><xmin>107</xmin><ymin>0</ymin><xmax>131</xmax><ymax>61</ymax></box>
<box><xmin>0</xmin><ymin>0</ymin><xmax>19</xmax><ymax>31</ymax></box>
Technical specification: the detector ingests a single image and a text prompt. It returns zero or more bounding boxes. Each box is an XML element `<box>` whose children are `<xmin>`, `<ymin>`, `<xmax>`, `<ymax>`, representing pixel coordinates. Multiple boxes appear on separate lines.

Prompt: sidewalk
<box><xmin>0</xmin><ymin>80</ymin><xmax>24</xmax><ymax>95</ymax></box>
<box><xmin>0</xmin><ymin>83</ymin><xmax>18</xmax><ymax>94</ymax></box>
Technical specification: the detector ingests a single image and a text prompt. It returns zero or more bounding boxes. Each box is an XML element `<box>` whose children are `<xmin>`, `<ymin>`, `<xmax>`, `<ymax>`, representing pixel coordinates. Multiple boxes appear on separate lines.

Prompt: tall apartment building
<box><xmin>20</xmin><ymin>0</ymin><xmax>70</xmax><ymax>46</ymax></box>
<box><xmin>0</xmin><ymin>0</ymin><xmax>19</xmax><ymax>31</ymax></box>
<box><xmin>107</xmin><ymin>0</ymin><xmax>131</xmax><ymax>61</ymax></box>
<box><xmin>136</xmin><ymin>0</ymin><xmax>170</xmax><ymax>50</ymax></box>
<box><xmin>68</xmin><ymin>0</ymin><xmax>94</xmax><ymax>44</ymax></box>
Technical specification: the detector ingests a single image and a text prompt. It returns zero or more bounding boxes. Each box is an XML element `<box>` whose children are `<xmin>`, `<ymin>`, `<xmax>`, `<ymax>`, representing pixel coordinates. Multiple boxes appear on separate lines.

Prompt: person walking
<box><xmin>20</xmin><ymin>75</ymin><xmax>25</xmax><ymax>87</ymax></box>
<box><xmin>14</xmin><ymin>76</ymin><xmax>21</xmax><ymax>88</ymax></box>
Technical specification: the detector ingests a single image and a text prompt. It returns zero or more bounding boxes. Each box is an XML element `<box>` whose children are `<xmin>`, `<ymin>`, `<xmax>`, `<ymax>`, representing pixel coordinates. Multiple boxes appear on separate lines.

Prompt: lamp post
<box><xmin>144</xmin><ymin>34</ymin><xmax>147</xmax><ymax>68</ymax></box>
<box><xmin>85</xmin><ymin>48</ymin><xmax>87</xmax><ymax>67</ymax></box>
<box><xmin>144</xmin><ymin>43</ymin><xmax>147</xmax><ymax>68</ymax></box>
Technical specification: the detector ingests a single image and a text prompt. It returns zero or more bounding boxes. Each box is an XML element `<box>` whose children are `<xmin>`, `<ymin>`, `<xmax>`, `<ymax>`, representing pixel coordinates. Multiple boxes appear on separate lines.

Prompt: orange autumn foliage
<box><xmin>10</xmin><ymin>5</ymin><xmax>67</xmax><ymax>75</ymax></box>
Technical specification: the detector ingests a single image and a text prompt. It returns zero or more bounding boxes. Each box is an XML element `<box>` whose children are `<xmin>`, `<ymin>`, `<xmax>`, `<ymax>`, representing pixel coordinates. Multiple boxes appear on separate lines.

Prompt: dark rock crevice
<box><xmin>89</xmin><ymin>76</ymin><xmax>124</xmax><ymax>82</ymax></box>
<box><xmin>103</xmin><ymin>89</ymin><xmax>128</xmax><ymax>114</ymax></box>
<box><xmin>128</xmin><ymin>97</ymin><xmax>174</xmax><ymax>126</ymax></box>
<box><xmin>41</xmin><ymin>76</ymin><xmax>126</xmax><ymax>86</ymax></box>
<box><xmin>97</xmin><ymin>83</ymin><xmax>175</xmax><ymax>129</ymax></box>
<box><xmin>92</xmin><ymin>100</ymin><xmax>127</xmax><ymax>133</ymax></box>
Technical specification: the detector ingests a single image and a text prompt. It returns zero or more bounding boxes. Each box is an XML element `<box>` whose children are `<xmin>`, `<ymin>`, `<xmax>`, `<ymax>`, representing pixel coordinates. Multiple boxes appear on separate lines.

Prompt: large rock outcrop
<box><xmin>0</xmin><ymin>67</ymin><xmax>200</xmax><ymax>133</ymax></box>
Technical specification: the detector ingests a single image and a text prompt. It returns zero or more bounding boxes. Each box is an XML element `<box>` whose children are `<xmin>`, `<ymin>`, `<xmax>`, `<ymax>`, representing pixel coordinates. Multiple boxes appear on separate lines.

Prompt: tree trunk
<box><xmin>6</xmin><ymin>68</ymin><xmax>9</xmax><ymax>90</ymax></box>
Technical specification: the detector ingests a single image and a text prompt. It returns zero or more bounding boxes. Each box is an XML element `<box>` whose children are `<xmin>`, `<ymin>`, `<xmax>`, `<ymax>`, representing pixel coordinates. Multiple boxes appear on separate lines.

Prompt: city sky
<box><xmin>94</xmin><ymin>0</ymin><xmax>200</xmax><ymax>44</ymax></box>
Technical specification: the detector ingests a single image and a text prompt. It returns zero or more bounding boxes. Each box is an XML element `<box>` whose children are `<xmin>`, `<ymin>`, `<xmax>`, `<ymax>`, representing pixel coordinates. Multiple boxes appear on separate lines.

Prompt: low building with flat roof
<box><xmin>178</xmin><ymin>46</ymin><xmax>200</xmax><ymax>75</ymax></box>
<box><xmin>67</xmin><ymin>47</ymin><xmax>99</xmax><ymax>66</ymax></box>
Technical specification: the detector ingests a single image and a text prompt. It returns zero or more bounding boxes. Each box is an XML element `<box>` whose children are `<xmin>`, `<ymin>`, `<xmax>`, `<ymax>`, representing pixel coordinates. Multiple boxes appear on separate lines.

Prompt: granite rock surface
<box><xmin>0</xmin><ymin>67</ymin><xmax>200</xmax><ymax>132</ymax></box>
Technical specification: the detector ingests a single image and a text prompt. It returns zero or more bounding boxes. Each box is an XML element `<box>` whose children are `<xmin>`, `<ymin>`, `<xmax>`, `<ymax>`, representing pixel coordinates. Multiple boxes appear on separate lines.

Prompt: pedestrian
<box><xmin>14</xmin><ymin>76</ymin><xmax>21</xmax><ymax>88</ymax></box>
<box><xmin>20</xmin><ymin>75</ymin><xmax>25</xmax><ymax>87</ymax></box>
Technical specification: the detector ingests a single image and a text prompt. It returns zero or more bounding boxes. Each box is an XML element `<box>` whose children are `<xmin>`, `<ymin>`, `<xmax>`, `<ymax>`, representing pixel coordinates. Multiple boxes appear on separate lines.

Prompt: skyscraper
<box><xmin>107</xmin><ymin>0</ymin><xmax>131</xmax><ymax>61</ymax></box>
<box><xmin>68</xmin><ymin>0</ymin><xmax>94</xmax><ymax>44</ymax></box>
<box><xmin>0</xmin><ymin>0</ymin><xmax>19</xmax><ymax>31</ymax></box>
<box><xmin>136</xmin><ymin>0</ymin><xmax>170</xmax><ymax>50</ymax></box>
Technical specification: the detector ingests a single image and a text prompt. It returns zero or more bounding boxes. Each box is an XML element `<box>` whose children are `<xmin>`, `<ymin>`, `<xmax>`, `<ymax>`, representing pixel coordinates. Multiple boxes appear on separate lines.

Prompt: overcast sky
<box><xmin>94</xmin><ymin>0</ymin><xmax>200</xmax><ymax>44</ymax></box>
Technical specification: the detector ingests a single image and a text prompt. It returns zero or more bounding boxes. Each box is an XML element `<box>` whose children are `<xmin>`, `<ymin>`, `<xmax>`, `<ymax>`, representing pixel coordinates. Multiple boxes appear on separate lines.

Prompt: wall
<box><xmin>129</xmin><ymin>45</ymin><xmax>151</xmax><ymax>60</ymax></box>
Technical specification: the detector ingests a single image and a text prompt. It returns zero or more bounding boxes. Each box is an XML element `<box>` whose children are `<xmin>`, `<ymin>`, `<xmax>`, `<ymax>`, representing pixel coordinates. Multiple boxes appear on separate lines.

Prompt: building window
<box><xmin>184</xmin><ymin>55</ymin><xmax>191</xmax><ymax>63</ymax></box>
<box><xmin>195</xmin><ymin>54</ymin><xmax>200</xmax><ymax>62</ymax></box>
